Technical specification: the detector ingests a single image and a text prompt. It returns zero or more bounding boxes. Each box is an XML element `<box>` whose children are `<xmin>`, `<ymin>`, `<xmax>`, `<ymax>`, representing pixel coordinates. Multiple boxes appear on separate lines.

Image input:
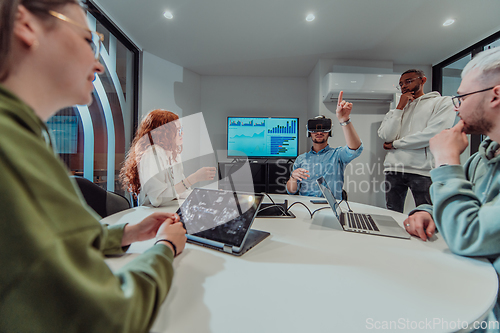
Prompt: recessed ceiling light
<box><xmin>306</xmin><ymin>14</ymin><xmax>315</xmax><ymax>22</ymax></box>
<box><xmin>351</xmin><ymin>81</ymin><xmax>357</xmax><ymax>83</ymax></box>
<box><xmin>163</xmin><ymin>11</ymin><xmax>173</xmax><ymax>19</ymax></box>
<box><xmin>443</xmin><ymin>19</ymin><xmax>455</xmax><ymax>26</ymax></box>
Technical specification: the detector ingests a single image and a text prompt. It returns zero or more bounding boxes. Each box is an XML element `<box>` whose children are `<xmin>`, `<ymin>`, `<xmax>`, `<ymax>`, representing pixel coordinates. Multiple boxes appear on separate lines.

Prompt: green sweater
<box><xmin>0</xmin><ymin>85</ymin><xmax>175</xmax><ymax>332</ymax></box>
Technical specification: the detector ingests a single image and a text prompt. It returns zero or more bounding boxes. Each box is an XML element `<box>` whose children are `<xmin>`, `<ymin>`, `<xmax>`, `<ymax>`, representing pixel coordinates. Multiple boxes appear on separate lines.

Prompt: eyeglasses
<box><xmin>48</xmin><ymin>10</ymin><xmax>104</xmax><ymax>59</ymax></box>
<box><xmin>396</xmin><ymin>77</ymin><xmax>421</xmax><ymax>92</ymax></box>
<box><xmin>451</xmin><ymin>86</ymin><xmax>495</xmax><ymax>108</ymax></box>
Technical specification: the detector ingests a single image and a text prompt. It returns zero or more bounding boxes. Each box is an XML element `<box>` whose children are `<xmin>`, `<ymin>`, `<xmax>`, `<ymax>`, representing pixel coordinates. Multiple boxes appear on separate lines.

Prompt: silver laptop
<box><xmin>316</xmin><ymin>177</ymin><xmax>409</xmax><ymax>240</ymax></box>
<box><xmin>176</xmin><ymin>188</ymin><xmax>270</xmax><ymax>256</ymax></box>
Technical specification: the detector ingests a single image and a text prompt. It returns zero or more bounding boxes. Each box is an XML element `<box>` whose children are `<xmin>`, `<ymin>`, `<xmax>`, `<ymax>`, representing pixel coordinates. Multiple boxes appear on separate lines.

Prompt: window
<box><xmin>432</xmin><ymin>30</ymin><xmax>500</xmax><ymax>155</ymax></box>
<box><xmin>46</xmin><ymin>2</ymin><xmax>139</xmax><ymax>196</ymax></box>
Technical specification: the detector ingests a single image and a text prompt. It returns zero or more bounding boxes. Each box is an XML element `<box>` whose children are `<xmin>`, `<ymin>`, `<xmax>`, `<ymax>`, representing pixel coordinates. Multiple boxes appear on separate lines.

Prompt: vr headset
<box><xmin>307</xmin><ymin>116</ymin><xmax>332</xmax><ymax>137</ymax></box>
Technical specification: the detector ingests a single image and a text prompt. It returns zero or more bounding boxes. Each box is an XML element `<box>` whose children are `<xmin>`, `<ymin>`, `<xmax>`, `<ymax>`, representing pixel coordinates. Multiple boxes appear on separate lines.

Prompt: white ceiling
<box><xmin>94</xmin><ymin>0</ymin><xmax>500</xmax><ymax>77</ymax></box>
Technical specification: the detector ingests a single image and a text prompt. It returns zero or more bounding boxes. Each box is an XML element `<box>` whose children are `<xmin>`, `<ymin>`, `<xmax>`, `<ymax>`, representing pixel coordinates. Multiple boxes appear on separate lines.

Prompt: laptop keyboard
<box><xmin>346</xmin><ymin>213</ymin><xmax>380</xmax><ymax>232</ymax></box>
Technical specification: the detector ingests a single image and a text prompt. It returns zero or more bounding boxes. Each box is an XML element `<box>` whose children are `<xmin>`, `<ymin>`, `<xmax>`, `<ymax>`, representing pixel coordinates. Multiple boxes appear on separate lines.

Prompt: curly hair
<box><xmin>119</xmin><ymin>110</ymin><xmax>182</xmax><ymax>196</ymax></box>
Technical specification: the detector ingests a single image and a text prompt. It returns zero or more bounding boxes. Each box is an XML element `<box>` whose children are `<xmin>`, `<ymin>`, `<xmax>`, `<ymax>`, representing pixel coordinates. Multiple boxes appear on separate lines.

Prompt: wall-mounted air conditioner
<box><xmin>322</xmin><ymin>73</ymin><xmax>400</xmax><ymax>103</ymax></box>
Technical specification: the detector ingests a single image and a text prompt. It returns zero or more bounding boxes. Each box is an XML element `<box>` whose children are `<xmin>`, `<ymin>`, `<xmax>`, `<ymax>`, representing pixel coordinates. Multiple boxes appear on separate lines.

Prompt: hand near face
<box><xmin>396</xmin><ymin>92</ymin><xmax>415</xmax><ymax>110</ymax></box>
<box><xmin>336</xmin><ymin>91</ymin><xmax>353</xmax><ymax>122</ymax></box>
<box><xmin>291</xmin><ymin>168</ymin><xmax>310</xmax><ymax>181</ymax></box>
<box><xmin>403</xmin><ymin>211</ymin><xmax>436</xmax><ymax>241</ymax></box>
<box><xmin>121</xmin><ymin>212</ymin><xmax>181</xmax><ymax>246</ymax></box>
<box><xmin>429</xmin><ymin>120</ymin><xmax>468</xmax><ymax>166</ymax></box>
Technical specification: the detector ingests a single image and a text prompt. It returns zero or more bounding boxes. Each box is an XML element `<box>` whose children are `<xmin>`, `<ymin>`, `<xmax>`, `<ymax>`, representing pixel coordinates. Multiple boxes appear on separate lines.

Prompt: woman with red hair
<box><xmin>121</xmin><ymin>109</ymin><xmax>216</xmax><ymax>206</ymax></box>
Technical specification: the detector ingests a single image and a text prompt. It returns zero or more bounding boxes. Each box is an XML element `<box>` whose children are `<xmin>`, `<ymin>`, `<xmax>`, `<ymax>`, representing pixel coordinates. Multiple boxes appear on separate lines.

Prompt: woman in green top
<box><xmin>0</xmin><ymin>0</ymin><xmax>187</xmax><ymax>332</ymax></box>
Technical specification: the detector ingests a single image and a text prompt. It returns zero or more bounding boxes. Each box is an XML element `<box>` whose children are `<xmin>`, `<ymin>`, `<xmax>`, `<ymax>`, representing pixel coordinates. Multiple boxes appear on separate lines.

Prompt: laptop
<box><xmin>176</xmin><ymin>188</ymin><xmax>270</xmax><ymax>256</ymax></box>
<box><xmin>316</xmin><ymin>177</ymin><xmax>410</xmax><ymax>240</ymax></box>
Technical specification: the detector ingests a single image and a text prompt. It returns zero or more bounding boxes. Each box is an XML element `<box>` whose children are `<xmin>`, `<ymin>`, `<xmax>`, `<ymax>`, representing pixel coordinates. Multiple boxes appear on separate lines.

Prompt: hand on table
<box><xmin>121</xmin><ymin>212</ymin><xmax>180</xmax><ymax>246</ymax></box>
<box><xmin>155</xmin><ymin>217</ymin><xmax>187</xmax><ymax>256</ymax></box>
<box><xmin>403</xmin><ymin>211</ymin><xmax>436</xmax><ymax>241</ymax></box>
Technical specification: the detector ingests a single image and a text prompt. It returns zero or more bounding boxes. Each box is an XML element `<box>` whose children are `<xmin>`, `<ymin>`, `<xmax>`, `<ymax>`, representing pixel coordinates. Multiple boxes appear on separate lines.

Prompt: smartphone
<box><xmin>310</xmin><ymin>199</ymin><xmax>328</xmax><ymax>204</ymax></box>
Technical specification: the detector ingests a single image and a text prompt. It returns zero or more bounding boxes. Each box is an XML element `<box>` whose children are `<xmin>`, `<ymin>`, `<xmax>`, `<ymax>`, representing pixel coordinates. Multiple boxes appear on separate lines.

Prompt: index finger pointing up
<box><xmin>338</xmin><ymin>91</ymin><xmax>343</xmax><ymax>106</ymax></box>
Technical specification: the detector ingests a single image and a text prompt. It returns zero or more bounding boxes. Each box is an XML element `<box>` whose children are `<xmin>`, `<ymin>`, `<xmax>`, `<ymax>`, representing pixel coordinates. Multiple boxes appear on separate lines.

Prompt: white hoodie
<box><xmin>378</xmin><ymin>92</ymin><xmax>456</xmax><ymax>177</ymax></box>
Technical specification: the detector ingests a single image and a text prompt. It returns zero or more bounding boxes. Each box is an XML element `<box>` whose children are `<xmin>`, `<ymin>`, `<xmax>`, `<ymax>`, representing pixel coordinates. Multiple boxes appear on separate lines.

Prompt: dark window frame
<box><xmin>432</xmin><ymin>30</ymin><xmax>500</xmax><ymax>155</ymax></box>
<box><xmin>87</xmin><ymin>0</ymin><xmax>140</xmax><ymax>135</ymax></box>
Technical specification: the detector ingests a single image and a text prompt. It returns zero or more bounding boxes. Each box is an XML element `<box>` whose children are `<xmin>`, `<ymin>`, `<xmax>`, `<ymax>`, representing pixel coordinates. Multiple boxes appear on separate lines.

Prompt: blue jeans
<box><xmin>384</xmin><ymin>171</ymin><xmax>432</xmax><ymax>213</ymax></box>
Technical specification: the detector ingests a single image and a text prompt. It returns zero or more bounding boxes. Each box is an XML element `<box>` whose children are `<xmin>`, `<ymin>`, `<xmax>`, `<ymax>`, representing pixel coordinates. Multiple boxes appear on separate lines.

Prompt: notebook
<box><xmin>316</xmin><ymin>177</ymin><xmax>410</xmax><ymax>240</ymax></box>
<box><xmin>176</xmin><ymin>188</ymin><xmax>270</xmax><ymax>255</ymax></box>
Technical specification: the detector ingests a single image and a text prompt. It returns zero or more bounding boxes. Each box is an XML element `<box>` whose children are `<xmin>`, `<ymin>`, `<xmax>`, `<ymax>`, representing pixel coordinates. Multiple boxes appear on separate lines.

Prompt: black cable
<box><xmin>287</xmin><ymin>201</ymin><xmax>313</xmax><ymax>218</ymax></box>
<box><xmin>338</xmin><ymin>199</ymin><xmax>353</xmax><ymax>212</ymax></box>
<box><xmin>265</xmin><ymin>193</ymin><xmax>276</xmax><ymax>205</ymax></box>
<box><xmin>257</xmin><ymin>204</ymin><xmax>287</xmax><ymax>216</ymax></box>
<box><xmin>259</xmin><ymin>193</ymin><xmax>287</xmax><ymax>216</ymax></box>
<box><xmin>311</xmin><ymin>206</ymin><xmax>331</xmax><ymax>217</ymax></box>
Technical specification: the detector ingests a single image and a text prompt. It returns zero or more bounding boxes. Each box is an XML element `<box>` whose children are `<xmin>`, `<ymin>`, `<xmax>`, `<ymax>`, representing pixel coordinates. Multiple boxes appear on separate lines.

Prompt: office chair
<box><xmin>71</xmin><ymin>176</ymin><xmax>131</xmax><ymax>218</ymax></box>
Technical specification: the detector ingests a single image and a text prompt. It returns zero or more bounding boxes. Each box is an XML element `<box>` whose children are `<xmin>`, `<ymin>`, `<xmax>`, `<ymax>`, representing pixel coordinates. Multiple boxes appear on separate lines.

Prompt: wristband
<box><xmin>181</xmin><ymin>179</ymin><xmax>190</xmax><ymax>190</ymax></box>
<box><xmin>155</xmin><ymin>239</ymin><xmax>177</xmax><ymax>256</ymax></box>
<box><xmin>290</xmin><ymin>174</ymin><xmax>296</xmax><ymax>180</ymax></box>
<box><xmin>339</xmin><ymin>119</ymin><xmax>351</xmax><ymax>126</ymax></box>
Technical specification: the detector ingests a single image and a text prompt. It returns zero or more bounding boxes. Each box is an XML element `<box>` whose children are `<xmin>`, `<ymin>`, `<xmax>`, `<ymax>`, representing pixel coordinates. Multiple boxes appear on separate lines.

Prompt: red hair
<box><xmin>120</xmin><ymin>110</ymin><xmax>182</xmax><ymax>196</ymax></box>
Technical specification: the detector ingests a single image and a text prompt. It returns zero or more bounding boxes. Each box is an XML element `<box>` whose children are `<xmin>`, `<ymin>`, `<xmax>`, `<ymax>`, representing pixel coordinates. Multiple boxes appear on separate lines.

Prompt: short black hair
<box><xmin>401</xmin><ymin>69</ymin><xmax>425</xmax><ymax>77</ymax></box>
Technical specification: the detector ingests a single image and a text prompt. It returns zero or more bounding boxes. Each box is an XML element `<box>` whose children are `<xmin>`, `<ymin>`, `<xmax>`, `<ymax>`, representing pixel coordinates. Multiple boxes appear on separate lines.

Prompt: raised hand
<box><xmin>336</xmin><ymin>91</ymin><xmax>353</xmax><ymax>122</ymax></box>
<box><xmin>192</xmin><ymin>166</ymin><xmax>217</xmax><ymax>183</ymax></box>
<box><xmin>291</xmin><ymin>168</ymin><xmax>310</xmax><ymax>181</ymax></box>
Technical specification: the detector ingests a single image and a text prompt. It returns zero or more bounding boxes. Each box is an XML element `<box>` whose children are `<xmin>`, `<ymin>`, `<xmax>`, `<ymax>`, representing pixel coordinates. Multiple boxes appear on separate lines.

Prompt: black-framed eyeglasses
<box><xmin>48</xmin><ymin>10</ymin><xmax>104</xmax><ymax>59</ymax></box>
<box><xmin>451</xmin><ymin>86</ymin><xmax>495</xmax><ymax>108</ymax></box>
<box><xmin>396</xmin><ymin>77</ymin><xmax>421</xmax><ymax>92</ymax></box>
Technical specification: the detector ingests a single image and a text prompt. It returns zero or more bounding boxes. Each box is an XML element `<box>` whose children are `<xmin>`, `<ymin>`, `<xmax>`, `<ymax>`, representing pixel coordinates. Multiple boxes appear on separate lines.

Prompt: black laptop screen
<box><xmin>177</xmin><ymin>188</ymin><xmax>264</xmax><ymax>247</ymax></box>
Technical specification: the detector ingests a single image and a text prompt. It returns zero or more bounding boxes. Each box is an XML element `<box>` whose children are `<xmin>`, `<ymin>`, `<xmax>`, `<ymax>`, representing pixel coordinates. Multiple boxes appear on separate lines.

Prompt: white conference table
<box><xmin>103</xmin><ymin>194</ymin><xmax>498</xmax><ymax>333</ymax></box>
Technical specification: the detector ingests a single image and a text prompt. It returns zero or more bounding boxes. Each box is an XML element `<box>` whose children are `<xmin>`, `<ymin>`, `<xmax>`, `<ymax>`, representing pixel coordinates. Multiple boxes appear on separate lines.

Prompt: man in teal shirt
<box><xmin>404</xmin><ymin>48</ymin><xmax>500</xmax><ymax>331</ymax></box>
<box><xmin>287</xmin><ymin>91</ymin><xmax>363</xmax><ymax>198</ymax></box>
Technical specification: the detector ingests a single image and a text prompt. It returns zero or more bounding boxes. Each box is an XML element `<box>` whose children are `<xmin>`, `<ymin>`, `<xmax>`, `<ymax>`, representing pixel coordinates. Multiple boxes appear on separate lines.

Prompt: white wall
<box><xmin>308</xmin><ymin>59</ymin><xmax>433</xmax><ymax>211</ymax></box>
<box><xmin>197</xmin><ymin>76</ymin><xmax>308</xmax><ymax>160</ymax></box>
<box><xmin>141</xmin><ymin>51</ymin><xmax>201</xmax><ymax>119</ymax></box>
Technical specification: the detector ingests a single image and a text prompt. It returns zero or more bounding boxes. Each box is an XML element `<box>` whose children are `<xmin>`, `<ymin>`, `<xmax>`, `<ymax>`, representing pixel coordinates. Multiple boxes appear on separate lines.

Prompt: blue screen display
<box><xmin>227</xmin><ymin>117</ymin><xmax>299</xmax><ymax>158</ymax></box>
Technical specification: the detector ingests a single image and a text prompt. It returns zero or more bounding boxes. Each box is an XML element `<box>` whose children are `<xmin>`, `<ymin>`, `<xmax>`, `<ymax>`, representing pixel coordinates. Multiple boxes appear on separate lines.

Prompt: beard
<box><xmin>312</xmin><ymin>136</ymin><xmax>327</xmax><ymax>144</ymax></box>
<box><xmin>461</xmin><ymin>102</ymin><xmax>492</xmax><ymax>135</ymax></box>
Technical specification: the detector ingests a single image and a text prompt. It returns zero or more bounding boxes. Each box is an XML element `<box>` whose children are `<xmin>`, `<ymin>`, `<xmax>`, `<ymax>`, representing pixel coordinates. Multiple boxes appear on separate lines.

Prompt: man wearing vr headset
<box><xmin>287</xmin><ymin>91</ymin><xmax>363</xmax><ymax>198</ymax></box>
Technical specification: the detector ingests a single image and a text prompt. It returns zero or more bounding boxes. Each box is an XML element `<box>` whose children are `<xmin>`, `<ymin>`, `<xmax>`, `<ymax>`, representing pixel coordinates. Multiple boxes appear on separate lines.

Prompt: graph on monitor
<box><xmin>227</xmin><ymin>117</ymin><xmax>298</xmax><ymax>158</ymax></box>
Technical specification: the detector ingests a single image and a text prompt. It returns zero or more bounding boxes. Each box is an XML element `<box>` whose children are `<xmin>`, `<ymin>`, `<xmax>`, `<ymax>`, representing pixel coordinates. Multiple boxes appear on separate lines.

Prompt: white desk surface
<box><xmin>103</xmin><ymin>194</ymin><xmax>498</xmax><ymax>333</ymax></box>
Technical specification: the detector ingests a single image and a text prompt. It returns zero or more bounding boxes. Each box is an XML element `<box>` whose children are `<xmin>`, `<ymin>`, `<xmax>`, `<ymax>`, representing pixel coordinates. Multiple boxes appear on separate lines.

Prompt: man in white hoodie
<box><xmin>378</xmin><ymin>69</ymin><xmax>456</xmax><ymax>213</ymax></box>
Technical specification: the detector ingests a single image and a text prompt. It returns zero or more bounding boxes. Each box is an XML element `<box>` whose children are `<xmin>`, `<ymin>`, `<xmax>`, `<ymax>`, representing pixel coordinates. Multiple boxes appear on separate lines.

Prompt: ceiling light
<box><xmin>163</xmin><ymin>11</ymin><xmax>173</xmax><ymax>19</ymax></box>
<box><xmin>306</xmin><ymin>14</ymin><xmax>315</xmax><ymax>22</ymax></box>
<box><xmin>443</xmin><ymin>19</ymin><xmax>455</xmax><ymax>26</ymax></box>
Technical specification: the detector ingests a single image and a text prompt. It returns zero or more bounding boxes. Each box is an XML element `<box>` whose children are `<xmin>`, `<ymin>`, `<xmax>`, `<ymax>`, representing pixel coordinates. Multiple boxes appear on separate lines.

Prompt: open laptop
<box><xmin>176</xmin><ymin>188</ymin><xmax>270</xmax><ymax>256</ymax></box>
<box><xmin>316</xmin><ymin>177</ymin><xmax>409</xmax><ymax>239</ymax></box>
